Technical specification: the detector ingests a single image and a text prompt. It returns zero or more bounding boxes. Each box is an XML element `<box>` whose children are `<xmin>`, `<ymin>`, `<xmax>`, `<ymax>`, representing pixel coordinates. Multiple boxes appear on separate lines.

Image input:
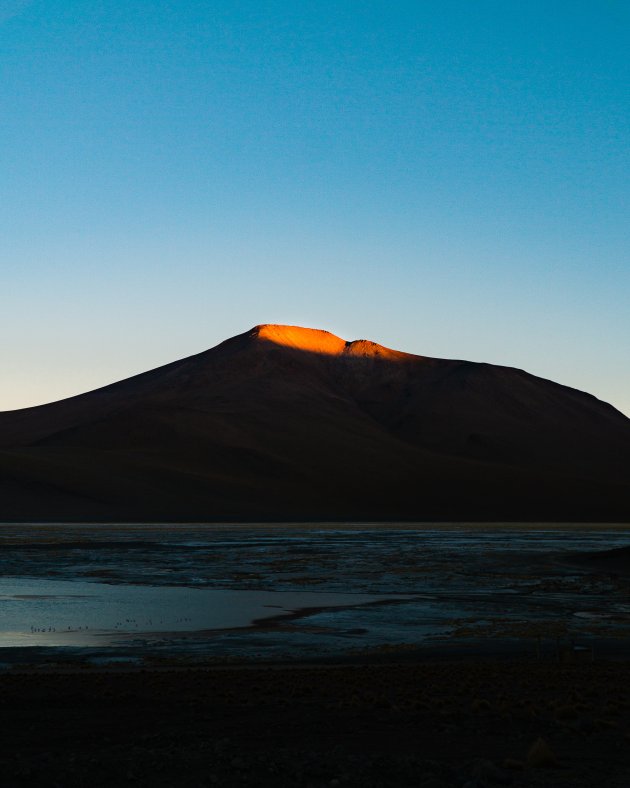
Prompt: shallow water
<box><xmin>1</xmin><ymin>523</ymin><xmax>629</xmax><ymax>660</ymax></box>
<box><xmin>0</xmin><ymin>577</ymin><xmax>392</xmax><ymax>647</ymax></box>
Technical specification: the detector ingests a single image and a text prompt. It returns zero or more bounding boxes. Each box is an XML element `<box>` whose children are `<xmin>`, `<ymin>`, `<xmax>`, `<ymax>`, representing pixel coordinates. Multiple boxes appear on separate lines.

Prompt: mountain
<box><xmin>1</xmin><ymin>324</ymin><xmax>629</xmax><ymax>522</ymax></box>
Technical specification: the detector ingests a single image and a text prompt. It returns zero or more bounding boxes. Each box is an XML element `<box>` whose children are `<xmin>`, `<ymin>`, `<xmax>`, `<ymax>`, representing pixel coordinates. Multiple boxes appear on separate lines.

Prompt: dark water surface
<box><xmin>1</xmin><ymin>523</ymin><xmax>629</xmax><ymax>661</ymax></box>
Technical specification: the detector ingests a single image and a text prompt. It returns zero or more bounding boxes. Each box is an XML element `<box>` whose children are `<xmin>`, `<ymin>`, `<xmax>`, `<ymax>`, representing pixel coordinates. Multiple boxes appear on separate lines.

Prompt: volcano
<box><xmin>1</xmin><ymin>324</ymin><xmax>629</xmax><ymax>522</ymax></box>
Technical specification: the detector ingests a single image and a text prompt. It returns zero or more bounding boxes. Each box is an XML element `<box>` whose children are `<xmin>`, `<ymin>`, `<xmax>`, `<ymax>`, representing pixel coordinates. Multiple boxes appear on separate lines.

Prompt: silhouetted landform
<box><xmin>567</xmin><ymin>545</ymin><xmax>630</xmax><ymax>574</ymax></box>
<box><xmin>1</xmin><ymin>324</ymin><xmax>629</xmax><ymax>522</ymax></box>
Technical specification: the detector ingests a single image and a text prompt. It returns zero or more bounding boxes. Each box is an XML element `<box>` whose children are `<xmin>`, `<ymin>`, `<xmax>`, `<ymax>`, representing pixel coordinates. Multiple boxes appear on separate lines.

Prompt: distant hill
<box><xmin>1</xmin><ymin>324</ymin><xmax>629</xmax><ymax>522</ymax></box>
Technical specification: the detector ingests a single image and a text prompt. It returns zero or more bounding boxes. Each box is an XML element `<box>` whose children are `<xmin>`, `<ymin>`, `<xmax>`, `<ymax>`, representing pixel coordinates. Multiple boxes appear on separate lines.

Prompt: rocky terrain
<box><xmin>2</xmin><ymin>659</ymin><xmax>630</xmax><ymax>787</ymax></box>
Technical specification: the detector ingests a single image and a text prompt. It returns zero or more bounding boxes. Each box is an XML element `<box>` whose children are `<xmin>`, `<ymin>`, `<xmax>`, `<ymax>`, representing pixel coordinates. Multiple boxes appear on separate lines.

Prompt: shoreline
<box><xmin>3</xmin><ymin>633</ymin><xmax>630</xmax><ymax>670</ymax></box>
<box><xmin>2</xmin><ymin>521</ymin><xmax>630</xmax><ymax>529</ymax></box>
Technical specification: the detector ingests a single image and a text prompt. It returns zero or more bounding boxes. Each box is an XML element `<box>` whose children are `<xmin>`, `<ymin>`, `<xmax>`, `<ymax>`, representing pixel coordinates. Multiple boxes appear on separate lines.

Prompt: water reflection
<box><xmin>0</xmin><ymin>577</ymin><xmax>394</xmax><ymax>647</ymax></box>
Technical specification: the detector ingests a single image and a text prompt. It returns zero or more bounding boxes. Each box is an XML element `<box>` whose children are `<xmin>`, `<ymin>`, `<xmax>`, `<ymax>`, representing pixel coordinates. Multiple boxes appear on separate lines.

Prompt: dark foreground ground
<box><xmin>1</xmin><ymin>657</ymin><xmax>629</xmax><ymax>788</ymax></box>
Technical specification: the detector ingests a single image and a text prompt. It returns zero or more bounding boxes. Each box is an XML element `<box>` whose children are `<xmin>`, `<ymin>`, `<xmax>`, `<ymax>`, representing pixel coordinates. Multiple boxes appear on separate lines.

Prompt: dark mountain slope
<box><xmin>1</xmin><ymin>324</ymin><xmax>628</xmax><ymax>522</ymax></box>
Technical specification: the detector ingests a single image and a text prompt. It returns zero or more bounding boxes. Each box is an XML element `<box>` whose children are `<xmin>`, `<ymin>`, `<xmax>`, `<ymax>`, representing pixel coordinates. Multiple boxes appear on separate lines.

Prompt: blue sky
<box><xmin>2</xmin><ymin>0</ymin><xmax>629</xmax><ymax>414</ymax></box>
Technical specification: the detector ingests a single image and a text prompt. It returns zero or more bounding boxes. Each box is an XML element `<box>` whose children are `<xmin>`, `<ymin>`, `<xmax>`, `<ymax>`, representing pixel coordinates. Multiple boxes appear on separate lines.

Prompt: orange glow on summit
<box><xmin>251</xmin><ymin>324</ymin><xmax>412</xmax><ymax>361</ymax></box>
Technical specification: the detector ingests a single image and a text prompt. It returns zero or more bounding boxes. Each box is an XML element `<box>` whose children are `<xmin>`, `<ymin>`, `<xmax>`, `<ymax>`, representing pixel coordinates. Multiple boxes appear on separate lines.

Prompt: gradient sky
<box><xmin>2</xmin><ymin>0</ymin><xmax>629</xmax><ymax>415</ymax></box>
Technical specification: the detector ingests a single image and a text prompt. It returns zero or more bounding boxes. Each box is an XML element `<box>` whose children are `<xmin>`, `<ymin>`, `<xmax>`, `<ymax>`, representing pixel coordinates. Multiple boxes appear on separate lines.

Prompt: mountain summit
<box><xmin>1</xmin><ymin>324</ymin><xmax>629</xmax><ymax>522</ymax></box>
<box><xmin>250</xmin><ymin>324</ymin><xmax>409</xmax><ymax>360</ymax></box>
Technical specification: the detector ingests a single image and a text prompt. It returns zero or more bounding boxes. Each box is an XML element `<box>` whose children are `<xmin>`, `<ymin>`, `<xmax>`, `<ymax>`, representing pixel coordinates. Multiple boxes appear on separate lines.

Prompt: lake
<box><xmin>1</xmin><ymin>523</ymin><xmax>629</xmax><ymax>662</ymax></box>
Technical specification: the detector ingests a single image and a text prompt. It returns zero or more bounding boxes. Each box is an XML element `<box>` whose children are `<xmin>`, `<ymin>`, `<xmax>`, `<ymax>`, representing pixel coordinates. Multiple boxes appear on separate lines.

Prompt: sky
<box><xmin>2</xmin><ymin>0</ymin><xmax>629</xmax><ymax>415</ymax></box>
